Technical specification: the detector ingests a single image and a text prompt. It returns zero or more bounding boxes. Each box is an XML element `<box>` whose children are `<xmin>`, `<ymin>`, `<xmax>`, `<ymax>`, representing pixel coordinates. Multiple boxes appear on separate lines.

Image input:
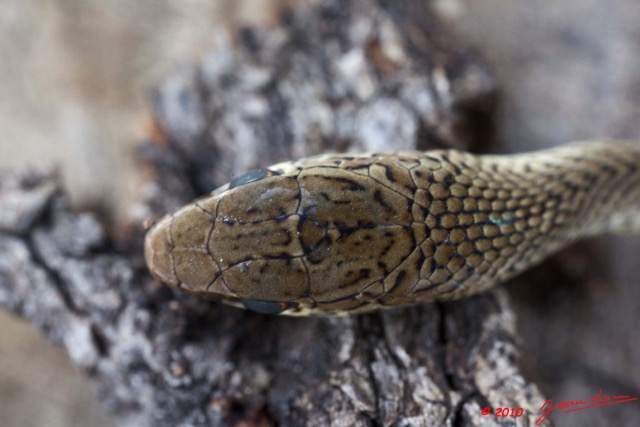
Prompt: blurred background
<box><xmin>1</xmin><ymin>0</ymin><xmax>639</xmax><ymax>426</ymax></box>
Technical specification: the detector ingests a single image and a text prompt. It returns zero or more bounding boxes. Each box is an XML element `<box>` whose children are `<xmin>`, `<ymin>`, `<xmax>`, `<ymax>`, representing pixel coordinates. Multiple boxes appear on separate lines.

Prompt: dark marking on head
<box><xmin>306</xmin><ymin>236</ymin><xmax>332</xmax><ymax>264</ymax></box>
<box><xmin>383</xmin><ymin>164</ymin><xmax>394</xmax><ymax>181</ymax></box>
<box><xmin>324</xmin><ymin>176</ymin><xmax>366</xmax><ymax>192</ymax></box>
<box><xmin>374</xmin><ymin>189</ymin><xmax>393</xmax><ymax>213</ymax></box>
<box><xmin>388</xmin><ymin>270</ymin><xmax>407</xmax><ymax>292</ymax></box>
<box><xmin>377</xmin><ymin>261</ymin><xmax>389</xmax><ymax>274</ymax></box>
<box><xmin>275</xmin><ymin>208</ymin><xmax>288</xmax><ymax>222</ymax></box>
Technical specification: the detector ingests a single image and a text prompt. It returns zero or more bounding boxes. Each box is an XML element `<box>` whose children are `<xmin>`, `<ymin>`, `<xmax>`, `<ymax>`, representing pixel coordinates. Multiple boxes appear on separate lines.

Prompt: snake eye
<box><xmin>228</xmin><ymin>169</ymin><xmax>281</xmax><ymax>190</ymax></box>
<box><xmin>240</xmin><ymin>299</ymin><xmax>297</xmax><ymax>314</ymax></box>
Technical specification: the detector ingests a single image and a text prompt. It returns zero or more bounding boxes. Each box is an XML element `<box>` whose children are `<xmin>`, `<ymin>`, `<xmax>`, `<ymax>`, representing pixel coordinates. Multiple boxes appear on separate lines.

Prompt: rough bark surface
<box><xmin>0</xmin><ymin>1</ymin><xmax>551</xmax><ymax>426</ymax></box>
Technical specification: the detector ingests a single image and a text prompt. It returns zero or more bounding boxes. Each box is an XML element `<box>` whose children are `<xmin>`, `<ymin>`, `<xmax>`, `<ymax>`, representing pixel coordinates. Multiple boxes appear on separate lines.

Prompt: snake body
<box><xmin>145</xmin><ymin>141</ymin><xmax>640</xmax><ymax>315</ymax></box>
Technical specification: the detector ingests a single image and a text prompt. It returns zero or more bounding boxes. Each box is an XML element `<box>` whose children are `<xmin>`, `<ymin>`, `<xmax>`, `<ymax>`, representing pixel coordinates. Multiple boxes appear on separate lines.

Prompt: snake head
<box><xmin>144</xmin><ymin>169</ymin><xmax>311</xmax><ymax>314</ymax></box>
<box><xmin>145</xmin><ymin>162</ymin><xmax>419</xmax><ymax>315</ymax></box>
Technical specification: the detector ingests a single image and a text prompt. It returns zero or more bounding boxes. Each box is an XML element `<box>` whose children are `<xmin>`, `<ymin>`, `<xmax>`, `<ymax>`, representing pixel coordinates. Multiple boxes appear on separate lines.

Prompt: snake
<box><xmin>144</xmin><ymin>141</ymin><xmax>640</xmax><ymax>316</ymax></box>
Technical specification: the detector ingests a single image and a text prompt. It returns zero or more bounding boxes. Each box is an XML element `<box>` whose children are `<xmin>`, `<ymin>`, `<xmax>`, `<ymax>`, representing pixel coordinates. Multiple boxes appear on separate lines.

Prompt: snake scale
<box><xmin>145</xmin><ymin>141</ymin><xmax>640</xmax><ymax>315</ymax></box>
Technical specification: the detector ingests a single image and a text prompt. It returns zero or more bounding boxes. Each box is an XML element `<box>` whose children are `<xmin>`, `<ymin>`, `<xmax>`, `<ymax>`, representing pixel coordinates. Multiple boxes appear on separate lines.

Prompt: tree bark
<box><xmin>0</xmin><ymin>0</ymin><xmax>552</xmax><ymax>425</ymax></box>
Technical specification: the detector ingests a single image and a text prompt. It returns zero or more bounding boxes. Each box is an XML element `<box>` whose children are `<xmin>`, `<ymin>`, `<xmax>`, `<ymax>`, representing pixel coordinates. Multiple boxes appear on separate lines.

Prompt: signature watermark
<box><xmin>536</xmin><ymin>389</ymin><xmax>638</xmax><ymax>425</ymax></box>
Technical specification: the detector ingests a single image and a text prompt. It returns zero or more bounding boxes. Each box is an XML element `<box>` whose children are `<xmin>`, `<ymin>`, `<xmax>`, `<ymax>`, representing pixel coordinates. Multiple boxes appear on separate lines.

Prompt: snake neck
<box><xmin>488</xmin><ymin>141</ymin><xmax>640</xmax><ymax>238</ymax></box>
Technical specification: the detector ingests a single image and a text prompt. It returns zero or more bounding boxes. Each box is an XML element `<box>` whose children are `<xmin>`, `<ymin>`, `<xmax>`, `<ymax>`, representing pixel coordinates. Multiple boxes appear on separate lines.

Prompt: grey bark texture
<box><xmin>0</xmin><ymin>0</ymin><xmax>552</xmax><ymax>426</ymax></box>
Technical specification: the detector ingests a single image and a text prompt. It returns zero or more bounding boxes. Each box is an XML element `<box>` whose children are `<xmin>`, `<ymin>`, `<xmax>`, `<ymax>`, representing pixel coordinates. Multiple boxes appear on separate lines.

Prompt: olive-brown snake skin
<box><xmin>144</xmin><ymin>141</ymin><xmax>640</xmax><ymax>316</ymax></box>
